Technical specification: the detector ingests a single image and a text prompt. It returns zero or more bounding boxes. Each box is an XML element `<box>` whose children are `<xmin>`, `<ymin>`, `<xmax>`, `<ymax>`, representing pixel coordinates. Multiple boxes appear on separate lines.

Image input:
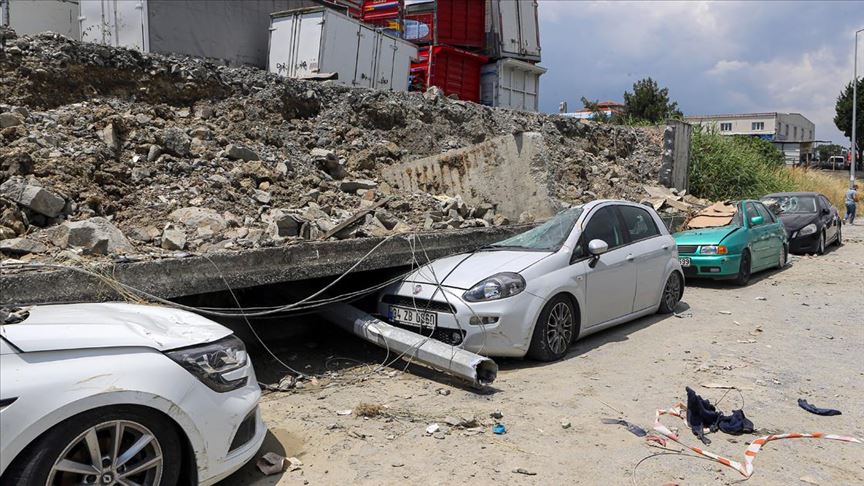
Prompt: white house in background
<box><xmin>684</xmin><ymin>112</ymin><xmax>816</xmax><ymax>165</ymax></box>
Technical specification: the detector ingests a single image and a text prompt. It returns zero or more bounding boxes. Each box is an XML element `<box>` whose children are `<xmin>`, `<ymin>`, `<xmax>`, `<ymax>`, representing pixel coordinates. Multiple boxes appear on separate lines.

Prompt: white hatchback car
<box><xmin>378</xmin><ymin>200</ymin><xmax>684</xmax><ymax>361</ymax></box>
<box><xmin>0</xmin><ymin>303</ymin><xmax>265</xmax><ymax>486</ymax></box>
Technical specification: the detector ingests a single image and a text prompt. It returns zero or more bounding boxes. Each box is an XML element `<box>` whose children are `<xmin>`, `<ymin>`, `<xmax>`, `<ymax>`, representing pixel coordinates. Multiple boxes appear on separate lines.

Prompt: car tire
<box><xmin>527</xmin><ymin>294</ymin><xmax>577</xmax><ymax>362</ymax></box>
<box><xmin>777</xmin><ymin>244</ymin><xmax>788</xmax><ymax>269</ymax></box>
<box><xmin>657</xmin><ymin>272</ymin><xmax>683</xmax><ymax>314</ymax></box>
<box><xmin>733</xmin><ymin>250</ymin><xmax>752</xmax><ymax>286</ymax></box>
<box><xmin>835</xmin><ymin>224</ymin><xmax>843</xmax><ymax>246</ymax></box>
<box><xmin>817</xmin><ymin>231</ymin><xmax>826</xmax><ymax>255</ymax></box>
<box><xmin>2</xmin><ymin>406</ymin><xmax>182</xmax><ymax>486</ymax></box>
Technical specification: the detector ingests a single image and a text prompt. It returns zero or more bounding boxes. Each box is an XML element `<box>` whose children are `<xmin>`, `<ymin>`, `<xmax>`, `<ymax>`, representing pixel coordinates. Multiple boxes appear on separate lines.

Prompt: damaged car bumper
<box><xmin>377</xmin><ymin>280</ymin><xmax>546</xmax><ymax>358</ymax></box>
<box><xmin>679</xmin><ymin>253</ymin><xmax>743</xmax><ymax>279</ymax></box>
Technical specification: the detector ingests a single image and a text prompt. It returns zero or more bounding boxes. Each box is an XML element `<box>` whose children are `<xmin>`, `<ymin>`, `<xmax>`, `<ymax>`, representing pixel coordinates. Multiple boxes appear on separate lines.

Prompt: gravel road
<box><xmin>223</xmin><ymin>223</ymin><xmax>864</xmax><ymax>486</ymax></box>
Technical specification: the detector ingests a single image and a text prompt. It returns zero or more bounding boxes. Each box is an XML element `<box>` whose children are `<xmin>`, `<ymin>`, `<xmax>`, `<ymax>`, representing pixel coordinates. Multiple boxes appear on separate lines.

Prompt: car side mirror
<box><xmin>749</xmin><ymin>216</ymin><xmax>764</xmax><ymax>226</ymax></box>
<box><xmin>588</xmin><ymin>239</ymin><xmax>609</xmax><ymax>256</ymax></box>
<box><xmin>821</xmin><ymin>208</ymin><xmax>830</xmax><ymax>215</ymax></box>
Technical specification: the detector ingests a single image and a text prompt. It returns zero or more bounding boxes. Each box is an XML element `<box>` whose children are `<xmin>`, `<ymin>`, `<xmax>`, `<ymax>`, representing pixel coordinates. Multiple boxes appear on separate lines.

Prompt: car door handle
<box><xmin>661</xmin><ymin>244</ymin><xmax>670</xmax><ymax>251</ymax></box>
<box><xmin>626</xmin><ymin>254</ymin><xmax>635</xmax><ymax>261</ymax></box>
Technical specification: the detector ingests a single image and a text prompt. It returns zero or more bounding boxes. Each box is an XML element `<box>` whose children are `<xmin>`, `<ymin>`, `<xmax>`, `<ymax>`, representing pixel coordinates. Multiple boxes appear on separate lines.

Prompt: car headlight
<box><xmin>166</xmin><ymin>335</ymin><xmax>248</xmax><ymax>392</ymax></box>
<box><xmin>699</xmin><ymin>245</ymin><xmax>727</xmax><ymax>255</ymax></box>
<box><xmin>798</xmin><ymin>223</ymin><xmax>817</xmax><ymax>237</ymax></box>
<box><xmin>462</xmin><ymin>272</ymin><xmax>526</xmax><ymax>302</ymax></box>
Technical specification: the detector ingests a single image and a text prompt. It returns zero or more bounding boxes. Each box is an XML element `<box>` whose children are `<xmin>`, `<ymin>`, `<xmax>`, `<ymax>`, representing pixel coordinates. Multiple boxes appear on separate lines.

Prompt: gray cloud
<box><xmin>538</xmin><ymin>1</ymin><xmax>864</xmax><ymax>144</ymax></box>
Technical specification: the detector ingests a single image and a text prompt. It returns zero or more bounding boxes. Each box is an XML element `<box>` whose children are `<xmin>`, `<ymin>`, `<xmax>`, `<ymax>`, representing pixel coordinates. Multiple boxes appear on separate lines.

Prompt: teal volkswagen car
<box><xmin>673</xmin><ymin>200</ymin><xmax>788</xmax><ymax>285</ymax></box>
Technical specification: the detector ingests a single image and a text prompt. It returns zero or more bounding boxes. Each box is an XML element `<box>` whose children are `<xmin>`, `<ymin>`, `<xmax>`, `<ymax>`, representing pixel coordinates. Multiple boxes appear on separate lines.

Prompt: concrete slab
<box><xmin>1</xmin><ymin>226</ymin><xmax>528</xmax><ymax>306</ymax></box>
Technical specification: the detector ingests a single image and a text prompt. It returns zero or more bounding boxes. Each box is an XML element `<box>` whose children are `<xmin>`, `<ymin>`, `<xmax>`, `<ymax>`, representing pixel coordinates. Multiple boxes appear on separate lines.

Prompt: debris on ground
<box><xmin>354</xmin><ymin>402</ymin><xmax>384</xmax><ymax>418</ymax></box>
<box><xmin>600</xmin><ymin>418</ymin><xmax>647</xmax><ymax>437</ymax></box>
<box><xmin>513</xmin><ymin>468</ymin><xmax>537</xmax><ymax>476</ymax></box>
<box><xmin>492</xmin><ymin>423</ymin><xmax>507</xmax><ymax>435</ymax></box>
<box><xmin>797</xmin><ymin>399</ymin><xmax>842</xmax><ymax>416</ymax></box>
<box><xmin>256</xmin><ymin>452</ymin><xmax>287</xmax><ymax>476</ymax></box>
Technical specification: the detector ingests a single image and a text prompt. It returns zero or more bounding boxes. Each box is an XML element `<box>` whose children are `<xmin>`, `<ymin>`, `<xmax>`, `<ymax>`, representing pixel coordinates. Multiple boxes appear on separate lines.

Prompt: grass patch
<box><xmin>689</xmin><ymin>129</ymin><xmax>849</xmax><ymax>207</ymax></box>
<box><xmin>782</xmin><ymin>167</ymin><xmax>850</xmax><ymax>209</ymax></box>
<box><xmin>354</xmin><ymin>402</ymin><xmax>384</xmax><ymax>418</ymax></box>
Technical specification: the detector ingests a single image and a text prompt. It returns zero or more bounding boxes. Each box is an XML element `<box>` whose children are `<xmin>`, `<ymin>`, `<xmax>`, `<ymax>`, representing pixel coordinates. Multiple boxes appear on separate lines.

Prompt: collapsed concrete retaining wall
<box><xmin>382</xmin><ymin>132</ymin><xmax>556</xmax><ymax>220</ymax></box>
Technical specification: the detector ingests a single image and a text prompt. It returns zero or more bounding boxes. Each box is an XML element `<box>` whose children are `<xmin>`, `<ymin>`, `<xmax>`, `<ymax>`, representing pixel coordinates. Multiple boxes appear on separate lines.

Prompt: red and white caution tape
<box><xmin>654</xmin><ymin>403</ymin><xmax>863</xmax><ymax>478</ymax></box>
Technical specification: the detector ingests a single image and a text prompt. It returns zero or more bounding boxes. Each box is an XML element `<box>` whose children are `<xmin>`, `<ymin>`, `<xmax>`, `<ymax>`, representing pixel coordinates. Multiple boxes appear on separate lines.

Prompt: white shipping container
<box><xmin>2</xmin><ymin>0</ymin><xmax>80</xmax><ymax>39</ymax></box>
<box><xmin>480</xmin><ymin>58</ymin><xmax>545</xmax><ymax>112</ymax></box>
<box><xmin>486</xmin><ymin>0</ymin><xmax>540</xmax><ymax>62</ymax></box>
<box><xmin>78</xmin><ymin>0</ymin><xmax>321</xmax><ymax>68</ymax></box>
<box><xmin>268</xmin><ymin>7</ymin><xmax>417</xmax><ymax>92</ymax></box>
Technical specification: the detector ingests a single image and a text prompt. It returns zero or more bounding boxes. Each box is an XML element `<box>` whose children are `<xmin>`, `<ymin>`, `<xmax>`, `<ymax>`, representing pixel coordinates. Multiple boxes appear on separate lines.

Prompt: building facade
<box><xmin>561</xmin><ymin>101</ymin><xmax>625</xmax><ymax>120</ymax></box>
<box><xmin>684</xmin><ymin>112</ymin><xmax>815</xmax><ymax>165</ymax></box>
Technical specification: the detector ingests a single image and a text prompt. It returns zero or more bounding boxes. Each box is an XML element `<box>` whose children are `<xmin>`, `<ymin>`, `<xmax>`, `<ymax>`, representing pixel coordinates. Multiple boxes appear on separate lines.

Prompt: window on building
<box><xmin>720</xmin><ymin>122</ymin><xmax>732</xmax><ymax>131</ymax></box>
<box><xmin>751</xmin><ymin>122</ymin><xmax>764</xmax><ymax>131</ymax></box>
<box><xmin>794</xmin><ymin>126</ymin><xmax>797</xmax><ymax>139</ymax></box>
<box><xmin>785</xmin><ymin>124</ymin><xmax>789</xmax><ymax>136</ymax></box>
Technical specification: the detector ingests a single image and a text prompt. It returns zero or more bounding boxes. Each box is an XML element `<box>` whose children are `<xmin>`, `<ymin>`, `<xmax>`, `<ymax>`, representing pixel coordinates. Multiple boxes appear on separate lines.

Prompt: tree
<box><xmin>580</xmin><ymin>97</ymin><xmax>611</xmax><ymax>123</ymax></box>
<box><xmin>622</xmin><ymin>77</ymin><xmax>682</xmax><ymax>123</ymax></box>
<box><xmin>833</xmin><ymin>78</ymin><xmax>863</xmax><ymax>164</ymax></box>
<box><xmin>816</xmin><ymin>143</ymin><xmax>844</xmax><ymax>162</ymax></box>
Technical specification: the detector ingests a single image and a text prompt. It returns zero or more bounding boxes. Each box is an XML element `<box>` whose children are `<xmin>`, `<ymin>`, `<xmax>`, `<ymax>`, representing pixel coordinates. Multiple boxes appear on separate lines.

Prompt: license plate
<box><xmin>679</xmin><ymin>257</ymin><xmax>691</xmax><ymax>267</ymax></box>
<box><xmin>389</xmin><ymin>306</ymin><xmax>437</xmax><ymax>329</ymax></box>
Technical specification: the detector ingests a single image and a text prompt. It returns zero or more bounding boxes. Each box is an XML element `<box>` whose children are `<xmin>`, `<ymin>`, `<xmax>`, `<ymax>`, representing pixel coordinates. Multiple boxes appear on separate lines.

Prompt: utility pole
<box><xmin>853</xmin><ymin>28</ymin><xmax>863</xmax><ymax>188</ymax></box>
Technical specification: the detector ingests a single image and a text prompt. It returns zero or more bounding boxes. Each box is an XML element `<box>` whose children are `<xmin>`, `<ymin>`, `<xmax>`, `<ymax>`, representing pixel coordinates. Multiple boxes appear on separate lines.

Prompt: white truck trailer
<box><xmin>268</xmin><ymin>7</ymin><xmax>417</xmax><ymax>92</ymax></box>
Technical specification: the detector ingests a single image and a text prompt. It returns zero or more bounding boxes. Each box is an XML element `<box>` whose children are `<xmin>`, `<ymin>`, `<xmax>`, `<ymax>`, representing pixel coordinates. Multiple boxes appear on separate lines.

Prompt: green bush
<box><xmin>689</xmin><ymin>128</ymin><xmax>794</xmax><ymax>201</ymax></box>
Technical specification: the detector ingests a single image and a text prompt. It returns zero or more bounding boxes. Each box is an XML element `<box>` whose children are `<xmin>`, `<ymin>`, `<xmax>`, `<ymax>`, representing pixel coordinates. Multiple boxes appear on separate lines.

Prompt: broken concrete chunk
<box><xmin>0</xmin><ymin>237</ymin><xmax>47</xmax><ymax>255</ymax></box>
<box><xmin>225</xmin><ymin>143</ymin><xmax>259</xmax><ymax>161</ymax></box>
<box><xmin>0</xmin><ymin>149</ymin><xmax>34</xmax><ymax>176</ymax></box>
<box><xmin>127</xmin><ymin>226</ymin><xmax>160</xmax><ymax>243</ymax></box>
<box><xmin>146</xmin><ymin>144</ymin><xmax>162</xmax><ymax>162</ymax></box>
<box><xmin>169</xmin><ymin>207</ymin><xmax>227</xmax><ymax>232</ymax></box>
<box><xmin>268</xmin><ymin>210</ymin><xmax>302</xmax><ymax>238</ymax></box>
<box><xmin>339</xmin><ymin>179</ymin><xmax>377</xmax><ymax>193</ymax></box>
<box><xmin>53</xmin><ymin>217</ymin><xmax>134</xmax><ymax>254</ymax></box>
<box><xmin>161</xmin><ymin>128</ymin><xmax>191</xmax><ymax>157</ymax></box>
<box><xmin>0</xmin><ymin>112</ymin><xmax>24</xmax><ymax>128</ymax></box>
<box><xmin>0</xmin><ymin>177</ymin><xmax>65</xmax><ymax>218</ymax></box>
<box><xmin>311</xmin><ymin>148</ymin><xmax>347</xmax><ymax>179</ymax></box>
<box><xmin>100</xmin><ymin>123</ymin><xmax>119</xmax><ymax>151</ymax></box>
<box><xmin>374</xmin><ymin>210</ymin><xmax>398</xmax><ymax>230</ymax></box>
<box><xmin>161</xmin><ymin>227</ymin><xmax>186</xmax><ymax>250</ymax></box>
<box><xmin>253</xmin><ymin>189</ymin><xmax>271</xmax><ymax>204</ymax></box>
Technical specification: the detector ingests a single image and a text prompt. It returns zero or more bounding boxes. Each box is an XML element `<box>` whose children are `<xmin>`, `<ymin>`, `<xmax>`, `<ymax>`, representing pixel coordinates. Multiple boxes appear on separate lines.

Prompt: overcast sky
<box><xmin>538</xmin><ymin>1</ymin><xmax>864</xmax><ymax>145</ymax></box>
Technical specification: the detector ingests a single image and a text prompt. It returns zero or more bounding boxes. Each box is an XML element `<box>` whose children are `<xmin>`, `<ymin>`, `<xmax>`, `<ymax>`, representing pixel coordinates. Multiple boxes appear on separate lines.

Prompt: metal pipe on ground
<box><xmin>317</xmin><ymin>302</ymin><xmax>498</xmax><ymax>388</ymax></box>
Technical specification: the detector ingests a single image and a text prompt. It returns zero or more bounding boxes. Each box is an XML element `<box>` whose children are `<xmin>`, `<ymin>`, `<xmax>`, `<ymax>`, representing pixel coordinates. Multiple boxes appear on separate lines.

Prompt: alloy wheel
<box><xmin>663</xmin><ymin>273</ymin><xmax>681</xmax><ymax>310</ymax></box>
<box><xmin>47</xmin><ymin>420</ymin><xmax>163</xmax><ymax>486</ymax></box>
<box><xmin>545</xmin><ymin>302</ymin><xmax>574</xmax><ymax>355</ymax></box>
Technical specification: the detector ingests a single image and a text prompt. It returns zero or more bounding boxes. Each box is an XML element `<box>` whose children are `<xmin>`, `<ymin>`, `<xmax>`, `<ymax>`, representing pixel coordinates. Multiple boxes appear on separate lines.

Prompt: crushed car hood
<box><xmin>0</xmin><ymin>303</ymin><xmax>231</xmax><ymax>353</ymax></box>
<box><xmin>674</xmin><ymin>226</ymin><xmax>740</xmax><ymax>246</ymax></box>
<box><xmin>405</xmin><ymin>250</ymin><xmax>553</xmax><ymax>290</ymax></box>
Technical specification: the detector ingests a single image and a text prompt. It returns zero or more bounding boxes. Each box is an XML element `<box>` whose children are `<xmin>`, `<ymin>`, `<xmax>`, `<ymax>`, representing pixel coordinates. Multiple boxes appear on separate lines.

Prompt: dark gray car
<box><xmin>761</xmin><ymin>192</ymin><xmax>842</xmax><ymax>254</ymax></box>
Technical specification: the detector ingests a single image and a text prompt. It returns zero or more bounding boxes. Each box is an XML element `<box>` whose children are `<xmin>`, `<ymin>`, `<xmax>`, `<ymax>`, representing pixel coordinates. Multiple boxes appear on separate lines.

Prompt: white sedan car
<box><xmin>0</xmin><ymin>303</ymin><xmax>265</xmax><ymax>486</ymax></box>
<box><xmin>378</xmin><ymin>200</ymin><xmax>684</xmax><ymax>361</ymax></box>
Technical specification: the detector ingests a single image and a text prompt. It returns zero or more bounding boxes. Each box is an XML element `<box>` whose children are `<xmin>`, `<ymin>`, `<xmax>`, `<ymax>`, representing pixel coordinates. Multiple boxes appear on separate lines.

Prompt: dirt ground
<box><xmin>221</xmin><ymin>223</ymin><xmax>864</xmax><ymax>486</ymax></box>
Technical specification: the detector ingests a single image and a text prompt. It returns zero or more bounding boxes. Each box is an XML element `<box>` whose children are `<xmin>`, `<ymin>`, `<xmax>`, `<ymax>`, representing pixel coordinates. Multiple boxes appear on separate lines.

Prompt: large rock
<box><xmin>225</xmin><ymin>144</ymin><xmax>259</xmax><ymax>161</ymax></box>
<box><xmin>161</xmin><ymin>228</ymin><xmax>186</xmax><ymax>250</ymax></box>
<box><xmin>0</xmin><ymin>112</ymin><xmax>24</xmax><ymax>128</ymax></box>
<box><xmin>0</xmin><ymin>177</ymin><xmax>65</xmax><ymax>217</ymax></box>
<box><xmin>169</xmin><ymin>207</ymin><xmax>227</xmax><ymax>232</ymax></box>
<box><xmin>0</xmin><ymin>149</ymin><xmax>34</xmax><ymax>176</ymax></box>
<box><xmin>53</xmin><ymin>217</ymin><xmax>134</xmax><ymax>255</ymax></box>
<box><xmin>161</xmin><ymin>128</ymin><xmax>191</xmax><ymax>157</ymax></box>
<box><xmin>0</xmin><ymin>237</ymin><xmax>47</xmax><ymax>255</ymax></box>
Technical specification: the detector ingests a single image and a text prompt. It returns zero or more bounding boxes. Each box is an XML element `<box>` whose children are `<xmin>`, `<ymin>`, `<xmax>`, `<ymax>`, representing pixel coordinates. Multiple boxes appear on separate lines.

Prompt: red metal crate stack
<box><xmin>403</xmin><ymin>0</ymin><xmax>487</xmax><ymax>102</ymax></box>
<box><xmin>361</xmin><ymin>0</ymin><xmax>404</xmax><ymax>37</ymax></box>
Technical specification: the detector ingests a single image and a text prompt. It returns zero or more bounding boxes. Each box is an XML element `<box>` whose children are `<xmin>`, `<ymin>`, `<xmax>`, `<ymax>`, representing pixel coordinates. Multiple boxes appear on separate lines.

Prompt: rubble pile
<box><xmin>1</xmin><ymin>33</ymin><xmax>665</xmax><ymax>261</ymax></box>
